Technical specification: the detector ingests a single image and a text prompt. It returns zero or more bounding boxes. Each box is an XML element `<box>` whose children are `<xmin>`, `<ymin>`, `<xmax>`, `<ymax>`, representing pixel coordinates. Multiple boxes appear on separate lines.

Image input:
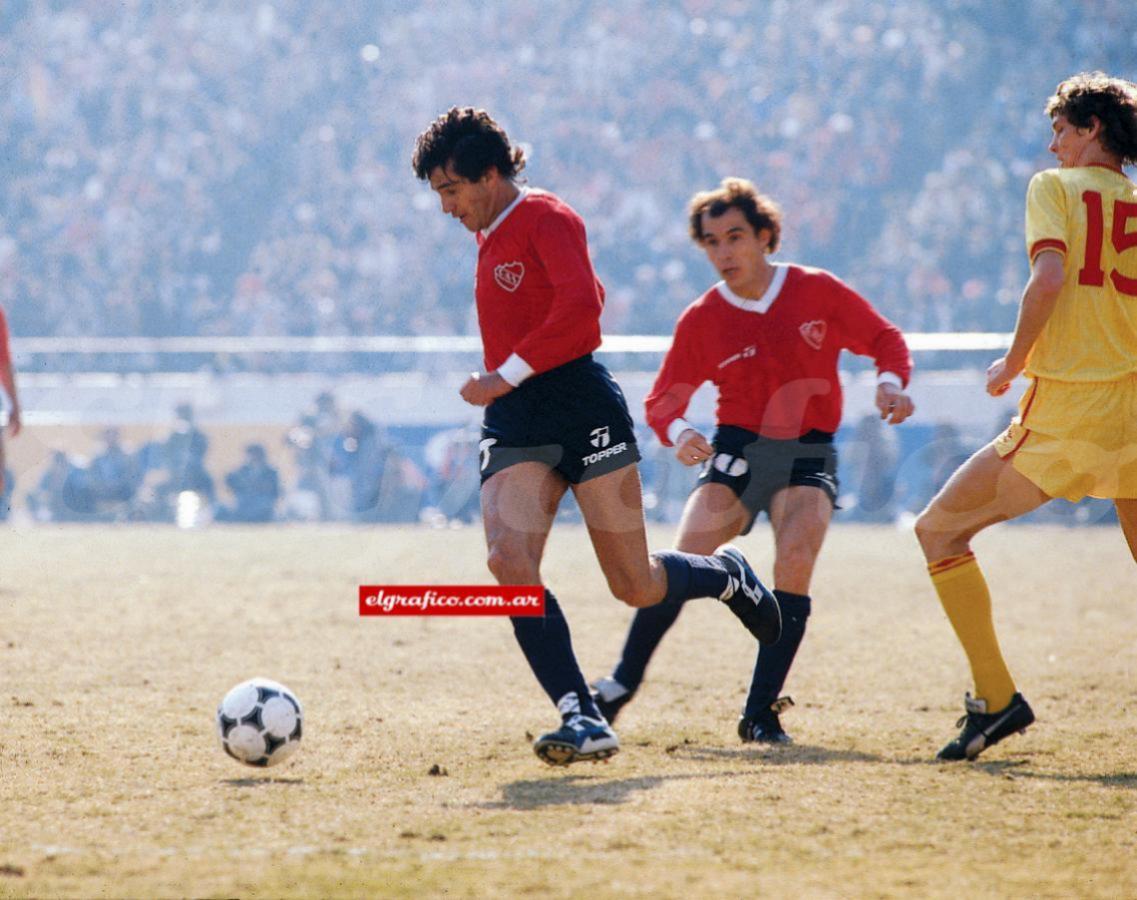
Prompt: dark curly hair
<box><xmin>688</xmin><ymin>177</ymin><xmax>782</xmax><ymax>251</ymax></box>
<box><xmin>1046</xmin><ymin>71</ymin><xmax>1137</xmax><ymax>165</ymax></box>
<box><xmin>412</xmin><ymin>107</ymin><xmax>526</xmax><ymax>182</ymax></box>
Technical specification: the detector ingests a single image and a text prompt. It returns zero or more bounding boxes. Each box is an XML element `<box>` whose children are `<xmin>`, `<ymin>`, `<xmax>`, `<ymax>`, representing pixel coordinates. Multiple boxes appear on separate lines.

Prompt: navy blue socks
<box><xmin>744</xmin><ymin>589</ymin><xmax>811</xmax><ymax>719</ymax></box>
<box><xmin>510</xmin><ymin>588</ymin><xmax>601</xmax><ymax>720</ymax></box>
<box><xmin>611</xmin><ymin>600</ymin><xmax>684</xmax><ymax>694</ymax></box>
<box><xmin>653</xmin><ymin>550</ymin><xmax>731</xmax><ymax>605</ymax></box>
<box><xmin>609</xmin><ymin>550</ymin><xmax>732</xmax><ymax>693</ymax></box>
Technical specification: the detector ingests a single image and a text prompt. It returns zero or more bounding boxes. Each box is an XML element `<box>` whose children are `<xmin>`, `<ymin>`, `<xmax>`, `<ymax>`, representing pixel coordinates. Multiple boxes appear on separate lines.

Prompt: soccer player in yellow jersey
<box><xmin>916</xmin><ymin>71</ymin><xmax>1137</xmax><ymax>761</ymax></box>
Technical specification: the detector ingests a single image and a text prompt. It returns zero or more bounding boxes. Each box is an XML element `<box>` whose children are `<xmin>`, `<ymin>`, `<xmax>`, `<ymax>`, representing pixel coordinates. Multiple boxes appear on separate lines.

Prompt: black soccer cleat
<box><xmin>715</xmin><ymin>545</ymin><xmax>781</xmax><ymax>645</ymax></box>
<box><xmin>590</xmin><ymin>676</ymin><xmax>634</xmax><ymax>725</ymax></box>
<box><xmin>738</xmin><ymin>696</ymin><xmax>794</xmax><ymax>745</ymax></box>
<box><xmin>937</xmin><ymin>692</ymin><xmax>1035</xmax><ymax>761</ymax></box>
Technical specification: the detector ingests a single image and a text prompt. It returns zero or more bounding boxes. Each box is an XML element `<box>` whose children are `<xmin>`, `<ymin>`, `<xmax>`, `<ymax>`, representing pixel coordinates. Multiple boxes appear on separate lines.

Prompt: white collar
<box><xmin>715</xmin><ymin>263</ymin><xmax>788</xmax><ymax>314</ymax></box>
<box><xmin>481</xmin><ymin>187</ymin><xmax>530</xmax><ymax>237</ymax></box>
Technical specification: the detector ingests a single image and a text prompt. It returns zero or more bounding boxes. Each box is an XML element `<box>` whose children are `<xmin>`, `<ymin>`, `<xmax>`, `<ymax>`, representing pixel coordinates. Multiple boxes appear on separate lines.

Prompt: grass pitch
<box><xmin>0</xmin><ymin>523</ymin><xmax>1134</xmax><ymax>899</ymax></box>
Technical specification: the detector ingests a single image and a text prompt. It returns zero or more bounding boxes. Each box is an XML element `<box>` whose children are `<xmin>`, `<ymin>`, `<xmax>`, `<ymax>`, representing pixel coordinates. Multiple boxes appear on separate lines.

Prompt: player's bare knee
<box><xmin>606</xmin><ymin>572</ymin><xmax>655</xmax><ymax>608</ymax></box>
<box><xmin>914</xmin><ymin>508</ymin><xmax>958</xmax><ymax>559</ymax></box>
<box><xmin>486</xmin><ymin>544</ymin><xmax>539</xmax><ymax>586</ymax></box>
<box><xmin>614</xmin><ymin>589</ymin><xmax>656</xmax><ymax>609</ymax></box>
<box><xmin>913</xmin><ymin>510</ymin><xmax>937</xmax><ymax>553</ymax></box>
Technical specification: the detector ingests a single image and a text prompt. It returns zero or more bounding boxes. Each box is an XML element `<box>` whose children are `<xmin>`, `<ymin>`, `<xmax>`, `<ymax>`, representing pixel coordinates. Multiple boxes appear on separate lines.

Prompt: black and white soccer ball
<box><xmin>216</xmin><ymin>678</ymin><xmax>303</xmax><ymax>767</ymax></box>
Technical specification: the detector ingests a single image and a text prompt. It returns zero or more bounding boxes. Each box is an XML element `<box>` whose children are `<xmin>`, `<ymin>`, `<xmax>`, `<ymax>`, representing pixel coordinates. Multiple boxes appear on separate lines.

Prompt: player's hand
<box><xmin>875</xmin><ymin>383</ymin><xmax>914</xmax><ymax>425</ymax></box>
<box><xmin>7</xmin><ymin>406</ymin><xmax>20</xmax><ymax>437</ymax></box>
<box><xmin>459</xmin><ymin>371</ymin><xmax>513</xmax><ymax>407</ymax></box>
<box><xmin>985</xmin><ymin>357</ymin><xmax>1020</xmax><ymax>397</ymax></box>
<box><xmin>674</xmin><ymin>428</ymin><xmax>714</xmax><ymax>466</ymax></box>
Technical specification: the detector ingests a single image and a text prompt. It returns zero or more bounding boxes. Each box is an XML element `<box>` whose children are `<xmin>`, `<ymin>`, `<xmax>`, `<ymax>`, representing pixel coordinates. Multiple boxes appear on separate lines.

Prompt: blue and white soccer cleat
<box><xmin>715</xmin><ymin>544</ymin><xmax>782</xmax><ymax>645</ymax></box>
<box><xmin>533</xmin><ymin>714</ymin><xmax>620</xmax><ymax>766</ymax></box>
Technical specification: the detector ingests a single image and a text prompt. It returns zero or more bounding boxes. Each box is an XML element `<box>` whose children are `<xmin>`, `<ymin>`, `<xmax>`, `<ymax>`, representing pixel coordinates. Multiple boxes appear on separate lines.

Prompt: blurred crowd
<box><xmin>3</xmin><ymin>1</ymin><xmax>1135</xmax><ymax>372</ymax></box>
<box><xmin>3</xmin><ymin>391</ymin><xmax>1116</xmax><ymax>527</ymax></box>
<box><xmin>14</xmin><ymin>395</ymin><xmax>432</xmax><ymax>525</ymax></box>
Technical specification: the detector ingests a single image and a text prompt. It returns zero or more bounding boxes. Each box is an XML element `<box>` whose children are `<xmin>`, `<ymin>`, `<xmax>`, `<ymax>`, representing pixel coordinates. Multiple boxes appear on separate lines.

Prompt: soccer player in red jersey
<box><xmin>592</xmin><ymin>177</ymin><xmax>914</xmax><ymax>743</ymax></box>
<box><xmin>0</xmin><ymin>303</ymin><xmax>21</xmax><ymax>502</ymax></box>
<box><xmin>412</xmin><ymin>110</ymin><xmax>781</xmax><ymax>766</ymax></box>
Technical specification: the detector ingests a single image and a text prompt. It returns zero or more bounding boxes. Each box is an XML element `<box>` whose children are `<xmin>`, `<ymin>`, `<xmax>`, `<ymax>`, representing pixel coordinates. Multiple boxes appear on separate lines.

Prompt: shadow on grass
<box><xmin>875</xmin><ymin>753</ymin><xmax>1137</xmax><ymax>788</ymax></box>
<box><xmin>221</xmin><ymin>777</ymin><xmax>306</xmax><ymax>787</ymax></box>
<box><xmin>969</xmin><ymin>760</ymin><xmax>1137</xmax><ymax>789</ymax></box>
<box><xmin>474</xmin><ymin>771</ymin><xmax>758</xmax><ymax>810</ymax></box>
<box><xmin>675</xmin><ymin>743</ymin><xmax>884</xmax><ymax>765</ymax></box>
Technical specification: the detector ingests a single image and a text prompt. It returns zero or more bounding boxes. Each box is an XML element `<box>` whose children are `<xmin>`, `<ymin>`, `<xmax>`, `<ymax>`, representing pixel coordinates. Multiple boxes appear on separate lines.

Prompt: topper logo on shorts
<box><xmin>494</xmin><ymin>261</ymin><xmax>525</xmax><ymax>292</ymax></box>
<box><xmin>799</xmin><ymin>320</ymin><xmax>827</xmax><ymax>350</ymax></box>
<box><xmin>582</xmin><ymin>426</ymin><xmax>627</xmax><ymax>467</ymax></box>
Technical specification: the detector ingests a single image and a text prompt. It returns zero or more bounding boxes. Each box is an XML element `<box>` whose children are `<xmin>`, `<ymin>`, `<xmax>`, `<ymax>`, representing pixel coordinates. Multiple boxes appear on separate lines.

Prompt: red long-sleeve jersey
<box><xmin>475</xmin><ymin>189</ymin><xmax>603</xmax><ymax>379</ymax></box>
<box><xmin>646</xmin><ymin>264</ymin><xmax>912</xmax><ymax>443</ymax></box>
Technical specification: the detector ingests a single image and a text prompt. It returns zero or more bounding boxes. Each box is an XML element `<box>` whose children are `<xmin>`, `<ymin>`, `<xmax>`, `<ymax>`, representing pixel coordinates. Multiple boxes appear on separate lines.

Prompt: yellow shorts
<box><xmin>994</xmin><ymin>375</ymin><xmax>1137</xmax><ymax>502</ymax></box>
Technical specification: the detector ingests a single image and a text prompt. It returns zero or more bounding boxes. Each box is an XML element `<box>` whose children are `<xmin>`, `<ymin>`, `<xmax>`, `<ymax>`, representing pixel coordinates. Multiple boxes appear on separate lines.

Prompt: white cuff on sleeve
<box><xmin>667</xmin><ymin>417</ymin><xmax>695</xmax><ymax>446</ymax></box>
<box><xmin>876</xmin><ymin>371</ymin><xmax>903</xmax><ymax>389</ymax></box>
<box><xmin>497</xmin><ymin>353</ymin><xmax>535</xmax><ymax>387</ymax></box>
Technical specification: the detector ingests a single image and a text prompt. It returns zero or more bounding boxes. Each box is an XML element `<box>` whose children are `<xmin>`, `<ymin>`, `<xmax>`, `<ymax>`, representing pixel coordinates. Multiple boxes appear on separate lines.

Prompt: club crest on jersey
<box><xmin>799</xmin><ymin>320</ymin><xmax>827</xmax><ymax>350</ymax></box>
<box><xmin>589</xmin><ymin>426</ymin><xmax>611</xmax><ymax>449</ymax></box>
<box><xmin>494</xmin><ymin>261</ymin><xmax>525</xmax><ymax>292</ymax></box>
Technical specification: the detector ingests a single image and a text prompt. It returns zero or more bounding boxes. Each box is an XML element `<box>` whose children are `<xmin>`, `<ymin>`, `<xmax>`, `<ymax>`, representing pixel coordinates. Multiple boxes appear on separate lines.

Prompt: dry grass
<box><xmin>0</xmin><ymin>523</ymin><xmax>1134</xmax><ymax>899</ymax></box>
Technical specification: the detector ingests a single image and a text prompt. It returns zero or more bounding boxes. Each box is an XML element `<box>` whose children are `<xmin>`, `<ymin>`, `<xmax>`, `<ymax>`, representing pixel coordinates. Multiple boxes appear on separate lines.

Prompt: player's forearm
<box><xmin>645</xmin><ymin>399</ymin><xmax>690</xmax><ymax>447</ymax></box>
<box><xmin>868</xmin><ymin>326</ymin><xmax>913</xmax><ymax>387</ymax></box>
<box><xmin>0</xmin><ymin>363</ymin><xmax>16</xmax><ymax>408</ymax></box>
<box><xmin>1005</xmin><ymin>261</ymin><xmax>1064</xmax><ymax>371</ymax></box>
<box><xmin>517</xmin><ymin>220</ymin><xmax>604</xmax><ymax>372</ymax></box>
<box><xmin>509</xmin><ymin>281</ymin><xmax>602</xmax><ymax>376</ymax></box>
<box><xmin>645</xmin><ymin>362</ymin><xmax>702</xmax><ymax>446</ymax></box>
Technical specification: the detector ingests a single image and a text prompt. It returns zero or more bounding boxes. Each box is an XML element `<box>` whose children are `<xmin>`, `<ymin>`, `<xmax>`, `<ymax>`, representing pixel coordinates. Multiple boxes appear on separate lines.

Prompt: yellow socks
<box><xmin>928</xmin><ymin>552</ymin><xmax>1016</xmax><ymax>713</ymax></box>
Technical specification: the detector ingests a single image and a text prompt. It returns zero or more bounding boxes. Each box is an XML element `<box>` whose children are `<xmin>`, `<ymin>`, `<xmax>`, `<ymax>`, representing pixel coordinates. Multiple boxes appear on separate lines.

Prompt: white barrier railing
<box><xmin>12</xmin><ymin>332</ymin><xmax>1012</xmax><ymax>355</ymax></box>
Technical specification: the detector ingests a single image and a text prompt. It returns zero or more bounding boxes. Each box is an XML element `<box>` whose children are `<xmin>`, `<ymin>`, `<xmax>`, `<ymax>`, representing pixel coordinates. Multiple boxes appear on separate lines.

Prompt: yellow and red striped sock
<box><xmin>928</xmin><ymin>552</ymin><xmax>1015</xmax><ymax>712</ymax></box>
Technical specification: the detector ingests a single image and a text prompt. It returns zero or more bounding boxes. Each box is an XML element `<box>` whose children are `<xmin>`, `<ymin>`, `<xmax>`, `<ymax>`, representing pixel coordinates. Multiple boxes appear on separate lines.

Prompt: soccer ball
<box><xmin>216</xmin><ymin>678</ymin><xmax>303</xmax><ymax>767</ymax></box>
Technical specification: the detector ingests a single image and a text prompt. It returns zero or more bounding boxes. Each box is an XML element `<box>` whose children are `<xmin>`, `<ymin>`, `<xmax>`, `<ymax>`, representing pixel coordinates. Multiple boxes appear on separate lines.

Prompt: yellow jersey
<box><xmin>1023</xmin><ymin>165</ymin><xmax>1137</xmax><ymax>381</ymax></box>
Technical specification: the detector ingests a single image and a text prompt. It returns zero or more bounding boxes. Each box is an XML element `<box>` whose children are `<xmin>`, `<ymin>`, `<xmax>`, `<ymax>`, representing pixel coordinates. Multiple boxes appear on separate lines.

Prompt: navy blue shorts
<box><xmin>480</xmin><ymin>355</ymin><xmax>641</xmax><ymax>485</ymax></box>
<box><xmin>696</xmin><ymin>425</ymin><xmax>839</xmax><ymax>535</ymax></box>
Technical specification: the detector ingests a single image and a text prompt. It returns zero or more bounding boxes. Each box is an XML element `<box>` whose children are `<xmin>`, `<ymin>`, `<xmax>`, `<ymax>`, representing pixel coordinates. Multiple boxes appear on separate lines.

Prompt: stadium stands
<box><xmin>4</xmin><ymin>1</ymin><xmax>1133</xmax><ymax>352</ymax></box>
